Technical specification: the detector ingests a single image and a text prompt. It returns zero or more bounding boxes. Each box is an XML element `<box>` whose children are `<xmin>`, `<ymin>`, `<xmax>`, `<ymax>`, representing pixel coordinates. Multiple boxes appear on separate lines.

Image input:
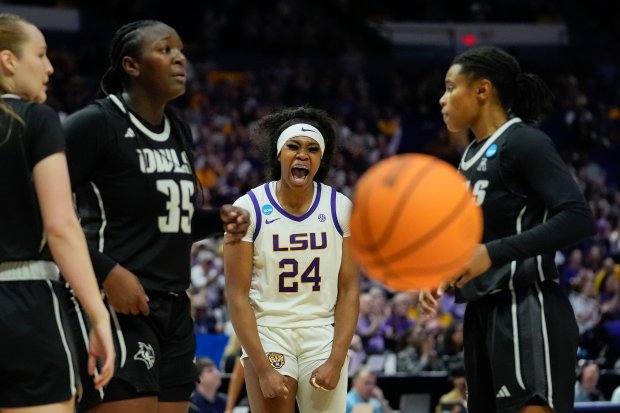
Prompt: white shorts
<box><xmin>241</xmin><ymin>324</ymin><xmax>349</xmax><ymax>413</ymax></box>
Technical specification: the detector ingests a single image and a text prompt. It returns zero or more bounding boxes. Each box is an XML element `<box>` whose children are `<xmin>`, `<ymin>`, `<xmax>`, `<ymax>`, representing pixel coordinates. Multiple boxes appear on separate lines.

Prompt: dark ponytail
<box><xmin>512</xmin><ymin>72</ymin><xmax>554</xmax><ymax>124</ymax></box>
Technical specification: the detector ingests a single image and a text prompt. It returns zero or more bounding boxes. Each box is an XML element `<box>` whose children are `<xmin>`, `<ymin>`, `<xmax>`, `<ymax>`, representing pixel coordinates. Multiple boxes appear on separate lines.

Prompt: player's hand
<box><xmin>87</xmin><ymin>318</ymin><xmax>116</xmax><ymax>389</ymax></box>
<box><xmin>258</xmin><ymin>369</ymin><xmax>289</xmax><ymax>399</ymax></box>
<box><xmin>103</xmin><ymin>264</ymin><xmax>150</xmax><ymax>316</ymax></box>
<box><xmin>310</xmin><ymin>359</ymin><xmax>342</xmax><ymax>391</ymax></box>
<box><xmin>221</xmin><ymin>204</ymin><xmax>250</xmax><ymax>245</ymax></box>
<box><xmin>418</xmin><ymin>288</ymin><xmax>444</xmax><ymax>316</ymax></box>
<box><xmin>452</xmin><ymin>244</ymin><xmax>491</xmax><ymax>288</ymax></box>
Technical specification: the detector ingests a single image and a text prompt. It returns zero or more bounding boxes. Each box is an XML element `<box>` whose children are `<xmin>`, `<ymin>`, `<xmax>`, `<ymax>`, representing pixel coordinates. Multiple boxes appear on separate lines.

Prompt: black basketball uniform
<box><xmin>456</xmin><ymin>118</ymin><xmax>596</xmax><ymax>413</ymax></box>
<box><xmin>0</xmin><ymin>95</ymin><xmax>79</xmax><ymax>407</ymax></box>
<box><xmin>63</xmin><ymin>94</ymin><xmax>222</xmax><ymax>411</ymax></box>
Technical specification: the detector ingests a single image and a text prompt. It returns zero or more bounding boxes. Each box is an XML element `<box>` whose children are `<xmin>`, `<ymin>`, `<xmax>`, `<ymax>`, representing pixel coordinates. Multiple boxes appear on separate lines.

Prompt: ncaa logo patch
<box><xmin>485</xmin><ymin>143</ymin><xmax>498</xmax><ymax>158</ymax></box>
<box><xmin>318</xmin><ymin>213</ymin><xmax>326</xmax><ymax>222</ymax></box>
<box><xmin>267</xmin><ymin>352</ymin><xmax>286</xmax><ymax>369</ymax></box>
<box><xmin>262</xmin><ymin>204</ymin><xmax>274</xmax><ymax>215</ymax></box>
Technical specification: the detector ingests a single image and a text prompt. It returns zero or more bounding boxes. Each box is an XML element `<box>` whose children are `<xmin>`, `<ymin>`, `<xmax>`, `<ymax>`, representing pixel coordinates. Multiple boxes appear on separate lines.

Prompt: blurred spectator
<box><xmin>574</xmin><ymin>361</ymin><xmax>606</xmax><ymax>402</ymax></box>
<box><xmin>349</xmin><ymin>334</ymin><xmax>367</xmax><ymax>376</ymax></box>
<box><xmin>568</xmin><ymin>269</ymin><xmax>601</xmax><ymax>336</ymax></box>
<box><xmin>191</xmin><ymin>249</ymin><xmax>225</xmax><ymax>308</ymax></box>
<box><xmin>434</xmin><ymin>364</ymin><xmax>467</xmax><ymax>413</ymax></box>
<box><xmin>190</xmin><ymin>357</ymin><xmax>227</xmax><ymax>413</ymax></box>
<box><xmin>438</xmin><ymin>291</ymin><xmax>466</xmax><ymax>323</ymax></box>
<box><xmin>346</xmin><ymin>367</ymin><xmax>393</xmax><ymax>413</ymax></box>
<box><xmin>561</xmin><ymin>248</ymin><xmax>587</xmax><ymax>292</ymax></box>
<box><xmin>611</xmin><ymin>383</ymin><xmax>620</xmax><ymax>403</ymax></box>
<box><xmin>585</xmin><ymin>244</ymin><xmax>606</xmax><ymax>273</ymax></box>
<box><xmin>224</xmin><ymin>356</ymin><xmax>248</xmax><ymax>413</ymax></box>
<box><xmin>597</xmin><ymin>261</ymin><xmax>620</xmax><ymax>322</ymax></box>
<box><xmin>220</xmin><ymin>334</ymin><xmax>242</xmax><ymax>374</ymax></box>
<box><xmin>438</xmin><ymin>321</ymin><xmax>465</xmax><ymax>369</ymax></box>
<box><xmin>357</xmin><ymin>292</ymin><xmax>389</xmax><ymax>355</ymax></box>
<box><xmin>384</xmin><ymin>292</ymin><xmax>416</xmax><ymax>351</ymax></box>
<box><xmin>397</xmin><ymin>326</ymin><xmax>445</xmax><ymax>374</ymax></box>
<box><xmin>192</xmin><ymin>292</ymin><xmax>224</xmax><ymax>335</ymax></box>
<box><xmin>424</xmin><ymin>128</ymin><xmax>463</xmax><ymax>166</ymax></box>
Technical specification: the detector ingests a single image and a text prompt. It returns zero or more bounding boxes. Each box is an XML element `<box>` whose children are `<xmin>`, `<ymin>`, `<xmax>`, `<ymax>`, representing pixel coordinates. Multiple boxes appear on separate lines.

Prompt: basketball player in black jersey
<box><xmin>0</xmin><ymin>13</ymin><xmax>114</xmax><ymax>412</ymax></box>
<box><xmin>420</xmin><ymin>46</ymin><xmax>596</xmax><ymax>413</ymax></box>
<box><xmin>62</xmin><ymin>20</ymin><xmax>249</xmax><ymax>413</ymax></box>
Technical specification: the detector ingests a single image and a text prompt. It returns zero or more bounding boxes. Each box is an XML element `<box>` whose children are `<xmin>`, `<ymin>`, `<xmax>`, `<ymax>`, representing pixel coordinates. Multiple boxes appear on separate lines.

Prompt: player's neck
<box><xmin>472</xmin><ymin>106</ymin><xmax>508</xmax><ymax>142</ymax></box>
<box><xmin>121</xmin><ymin>91</ymin><xmax>166</xmax><ymax>126</ymax></box>
<box><xmin>275</xmin><ymin>180</ymin><xmax>314</xmax><ymax>216</ymax></box>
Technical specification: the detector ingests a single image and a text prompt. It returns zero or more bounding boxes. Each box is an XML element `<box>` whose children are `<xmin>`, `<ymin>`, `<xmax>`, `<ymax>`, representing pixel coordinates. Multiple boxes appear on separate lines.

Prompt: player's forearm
<box><xmin>227</xmin><ymin>295</ymin><xmax>271</xmax><ymax>373</ymax></box>
<box><xmin>191</xmin><ymin>207</ymin><xmax>224</xmax><ymax>241</ymax></box>
<box><xmin>486</xmin><ymin>203</ymin><xmax>595</xmax><ymax>266</ymax></box>
<box><xmin>330</xmin><ymin>288</ymin><xmax>360</xmax><ymax>364</ymax></box>
<box><xmin>47</xmin><ymin>219</ymin><xmax>109</xmax><ymax>325</ymax></box>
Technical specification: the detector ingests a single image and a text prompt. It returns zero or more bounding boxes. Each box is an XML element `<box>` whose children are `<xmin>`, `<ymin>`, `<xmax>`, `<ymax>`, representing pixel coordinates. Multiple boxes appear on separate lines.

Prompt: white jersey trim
<box><xmin>460</xmin><ymin>117</ymin><xmax>521</xmax><ymax>171</ymax></box>
<box><xmin>48</xmin><ymin>280</ymin><xmax>77</xmax><ymax>397</ymax></box>
<box><xmin>108</xmin><ymin>94</ymin><xmax>170</xmax><ymax>142</ymax></box>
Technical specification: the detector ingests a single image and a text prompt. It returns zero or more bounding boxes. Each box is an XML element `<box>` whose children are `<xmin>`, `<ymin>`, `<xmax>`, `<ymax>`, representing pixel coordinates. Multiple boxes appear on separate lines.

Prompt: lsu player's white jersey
<box><xmin>233</xmin><ymin>181</ymin><xmax>352</xmax><ymax>328</ymax></box>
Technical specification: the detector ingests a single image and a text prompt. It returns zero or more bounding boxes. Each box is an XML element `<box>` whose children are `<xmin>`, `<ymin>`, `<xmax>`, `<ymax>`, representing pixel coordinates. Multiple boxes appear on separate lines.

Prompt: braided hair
<box><xmin>99</xmin><ymin>20</ymin><xmax>159</xmax><ymax>97</ymax></box>
<box><xmin>252</xmin><ymin>106</ymin><xmax>338</xmax><ymax>182</ymax></box>
<box><xmin>100</xmin><ymin>20</ymin><xmax>203</xmax><ymax>203</ymax></box>
<box><xmin>452</xmin><ymin>46</ymin><xmax>553</xmax><ymax>124</ymax></box>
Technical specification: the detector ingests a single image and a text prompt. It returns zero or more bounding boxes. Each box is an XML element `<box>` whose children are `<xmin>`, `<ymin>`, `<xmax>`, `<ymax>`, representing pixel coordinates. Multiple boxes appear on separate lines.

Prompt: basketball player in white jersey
<box><xmin>225</xmin><ymin>107</ymin><xmax>360</xmax><ymax>413</ymax></box>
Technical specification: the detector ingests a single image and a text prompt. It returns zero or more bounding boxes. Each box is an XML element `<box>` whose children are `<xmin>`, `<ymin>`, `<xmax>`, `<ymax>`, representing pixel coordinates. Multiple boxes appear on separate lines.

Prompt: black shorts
<box><xmin>0</xmin><ymin>280</ymin><xmax>79</xmax><ymax>407</ymax></box>
<box><xmin>463</xmin><ymin>281</ymin><xmax>578</xmax><ymax>413</ymax></box>
<box><xmin>65</xmin><ymin>288</ymin><xmax>196</xmax><ymax>412</ymax></box>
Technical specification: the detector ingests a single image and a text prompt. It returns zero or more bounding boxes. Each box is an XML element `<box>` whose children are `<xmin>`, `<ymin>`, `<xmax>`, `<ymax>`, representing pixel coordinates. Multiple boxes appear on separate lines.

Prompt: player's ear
<box><xmin>121</xmin><ymin>56</ymin><xmax>140</xmax><ymax>78</ymax></box>
<box><xmin>0</xmin><ymin>50</ymin><xmax>16</xmax><ymax>74</ymax></box>
<box><xmin>476</xmin><ymin>79</ymin><xmax>491</xmax><ymax>97</ymax></box>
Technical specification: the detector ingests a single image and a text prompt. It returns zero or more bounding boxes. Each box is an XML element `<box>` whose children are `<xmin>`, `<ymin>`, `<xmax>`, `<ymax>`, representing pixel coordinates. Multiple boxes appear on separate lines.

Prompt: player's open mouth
<box><xmin>291</xmin><ymin>166</ymin><xmax>309</xmax><ymax>184</ymax></box>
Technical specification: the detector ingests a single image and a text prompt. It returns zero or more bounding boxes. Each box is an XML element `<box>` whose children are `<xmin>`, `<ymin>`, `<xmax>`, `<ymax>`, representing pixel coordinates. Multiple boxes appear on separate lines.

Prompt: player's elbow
<box><xmin>225</xmin><ymin>283</ymin><xmax>249</xmax><ymax>308</ymax></box>
<box><xmin>44</xmin><ymin>214</ymin><xmax>82</xmax><ymax>244</ymax></box>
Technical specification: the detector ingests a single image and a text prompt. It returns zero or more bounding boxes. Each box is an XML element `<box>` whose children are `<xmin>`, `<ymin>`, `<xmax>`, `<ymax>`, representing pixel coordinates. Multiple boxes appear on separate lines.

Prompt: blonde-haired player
<box><xmin>225</xmin><ymin>106</ymin><xmax>360</xmax><ymax>413</ymax></box>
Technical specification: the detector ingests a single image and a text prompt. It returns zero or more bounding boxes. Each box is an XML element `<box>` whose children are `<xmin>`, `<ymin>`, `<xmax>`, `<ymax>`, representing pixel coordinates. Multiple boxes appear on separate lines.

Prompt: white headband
<box><xmin>276</xmin><ymin>123</ymin><xmax>325</xmax><ymax>157</ymax></box>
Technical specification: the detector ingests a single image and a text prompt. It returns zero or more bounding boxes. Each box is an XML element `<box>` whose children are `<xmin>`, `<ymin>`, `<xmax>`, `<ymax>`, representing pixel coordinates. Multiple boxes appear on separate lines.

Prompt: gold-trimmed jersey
<box><xmin>233</xmin><ymin>181</ymin><xmax>351</xmax><ymax>327</ymax></box>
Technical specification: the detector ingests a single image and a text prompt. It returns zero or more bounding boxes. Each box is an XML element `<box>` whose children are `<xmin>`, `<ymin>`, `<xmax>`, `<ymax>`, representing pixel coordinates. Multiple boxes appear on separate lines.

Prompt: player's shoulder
<box><xmin>65</xmin><ymin>98</ymin><xmax>117</xmax><ymax>122</ymax></box>
<box><xmin>14</xmin><ymin>102</ymin><xmax>63</xmax><ymax>142</ymax></box>
<box><xmin>64</xmin><ymin>98</ymin><xmax>125</xmax><ymax>137</ymax></box>
<box><xmin>507</xmin><ymin>122</ymin><xmax>552</xmax><ymax>143</ymax></box>
<box><xmin>234</xmin><ymin>182</ymin><xmax>267</xmax><ymax>206</ymax></box>
<box><xmin>6</xmin><ymin>98</ymin><xmax>56</xmax><ymax>121</ymax></box>
<box><xmin>504</xmin><ymin>121</ymin><xmax>555</xmax><ymax>154</ymax></box>
<box><xmin>319</xmin><ymin>182</ymin><xmax>352</xmax><ymax>206</ymax></box>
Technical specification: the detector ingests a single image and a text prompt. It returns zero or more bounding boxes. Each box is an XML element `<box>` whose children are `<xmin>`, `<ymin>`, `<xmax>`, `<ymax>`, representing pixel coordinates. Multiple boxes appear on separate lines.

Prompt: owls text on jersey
<box><xmin>234</xmin><ymin>181</ymin><xmax>352</xmax><ymax>328</ymax></box>
<box><xmin>457</xmin><ymin>118</ymin><xmax>595</xmax><ymax>302</ymax></box>
<box><xmin>64</xmin><ymin>95</ymin><xmax>196</xmax><ymax>292</ymax></box>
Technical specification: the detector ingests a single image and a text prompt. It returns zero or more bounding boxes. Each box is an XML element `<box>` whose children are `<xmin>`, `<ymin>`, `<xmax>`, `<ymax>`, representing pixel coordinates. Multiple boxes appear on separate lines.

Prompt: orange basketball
<box><xmin>350</xmin><ymin>153</ymin><xmax>483</xmax><ymax>291</ymax></box>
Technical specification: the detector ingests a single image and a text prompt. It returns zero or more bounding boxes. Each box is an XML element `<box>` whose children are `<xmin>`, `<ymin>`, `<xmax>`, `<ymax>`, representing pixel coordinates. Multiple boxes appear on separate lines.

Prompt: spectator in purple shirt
<box><xmin>357</xmin><ymin>293</ymin><xmax>390</xmax><ymax>354</ymax></box>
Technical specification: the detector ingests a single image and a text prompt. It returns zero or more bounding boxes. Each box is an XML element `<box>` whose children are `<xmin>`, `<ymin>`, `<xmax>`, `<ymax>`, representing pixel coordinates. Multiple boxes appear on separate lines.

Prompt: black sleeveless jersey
<box><xmin>0</xmin><ymin>96</ymin><xmax>64</xmax><ymax>262</ymax></box>
<box><xmin>64</xmin><ymin>95</ymin><xmax>198</xmax><ymax>292</ymax></box>
<box><xmin>456</xmin><ymin>118</ymin><xmax>595</xmax><ymax>302</ymax></box>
